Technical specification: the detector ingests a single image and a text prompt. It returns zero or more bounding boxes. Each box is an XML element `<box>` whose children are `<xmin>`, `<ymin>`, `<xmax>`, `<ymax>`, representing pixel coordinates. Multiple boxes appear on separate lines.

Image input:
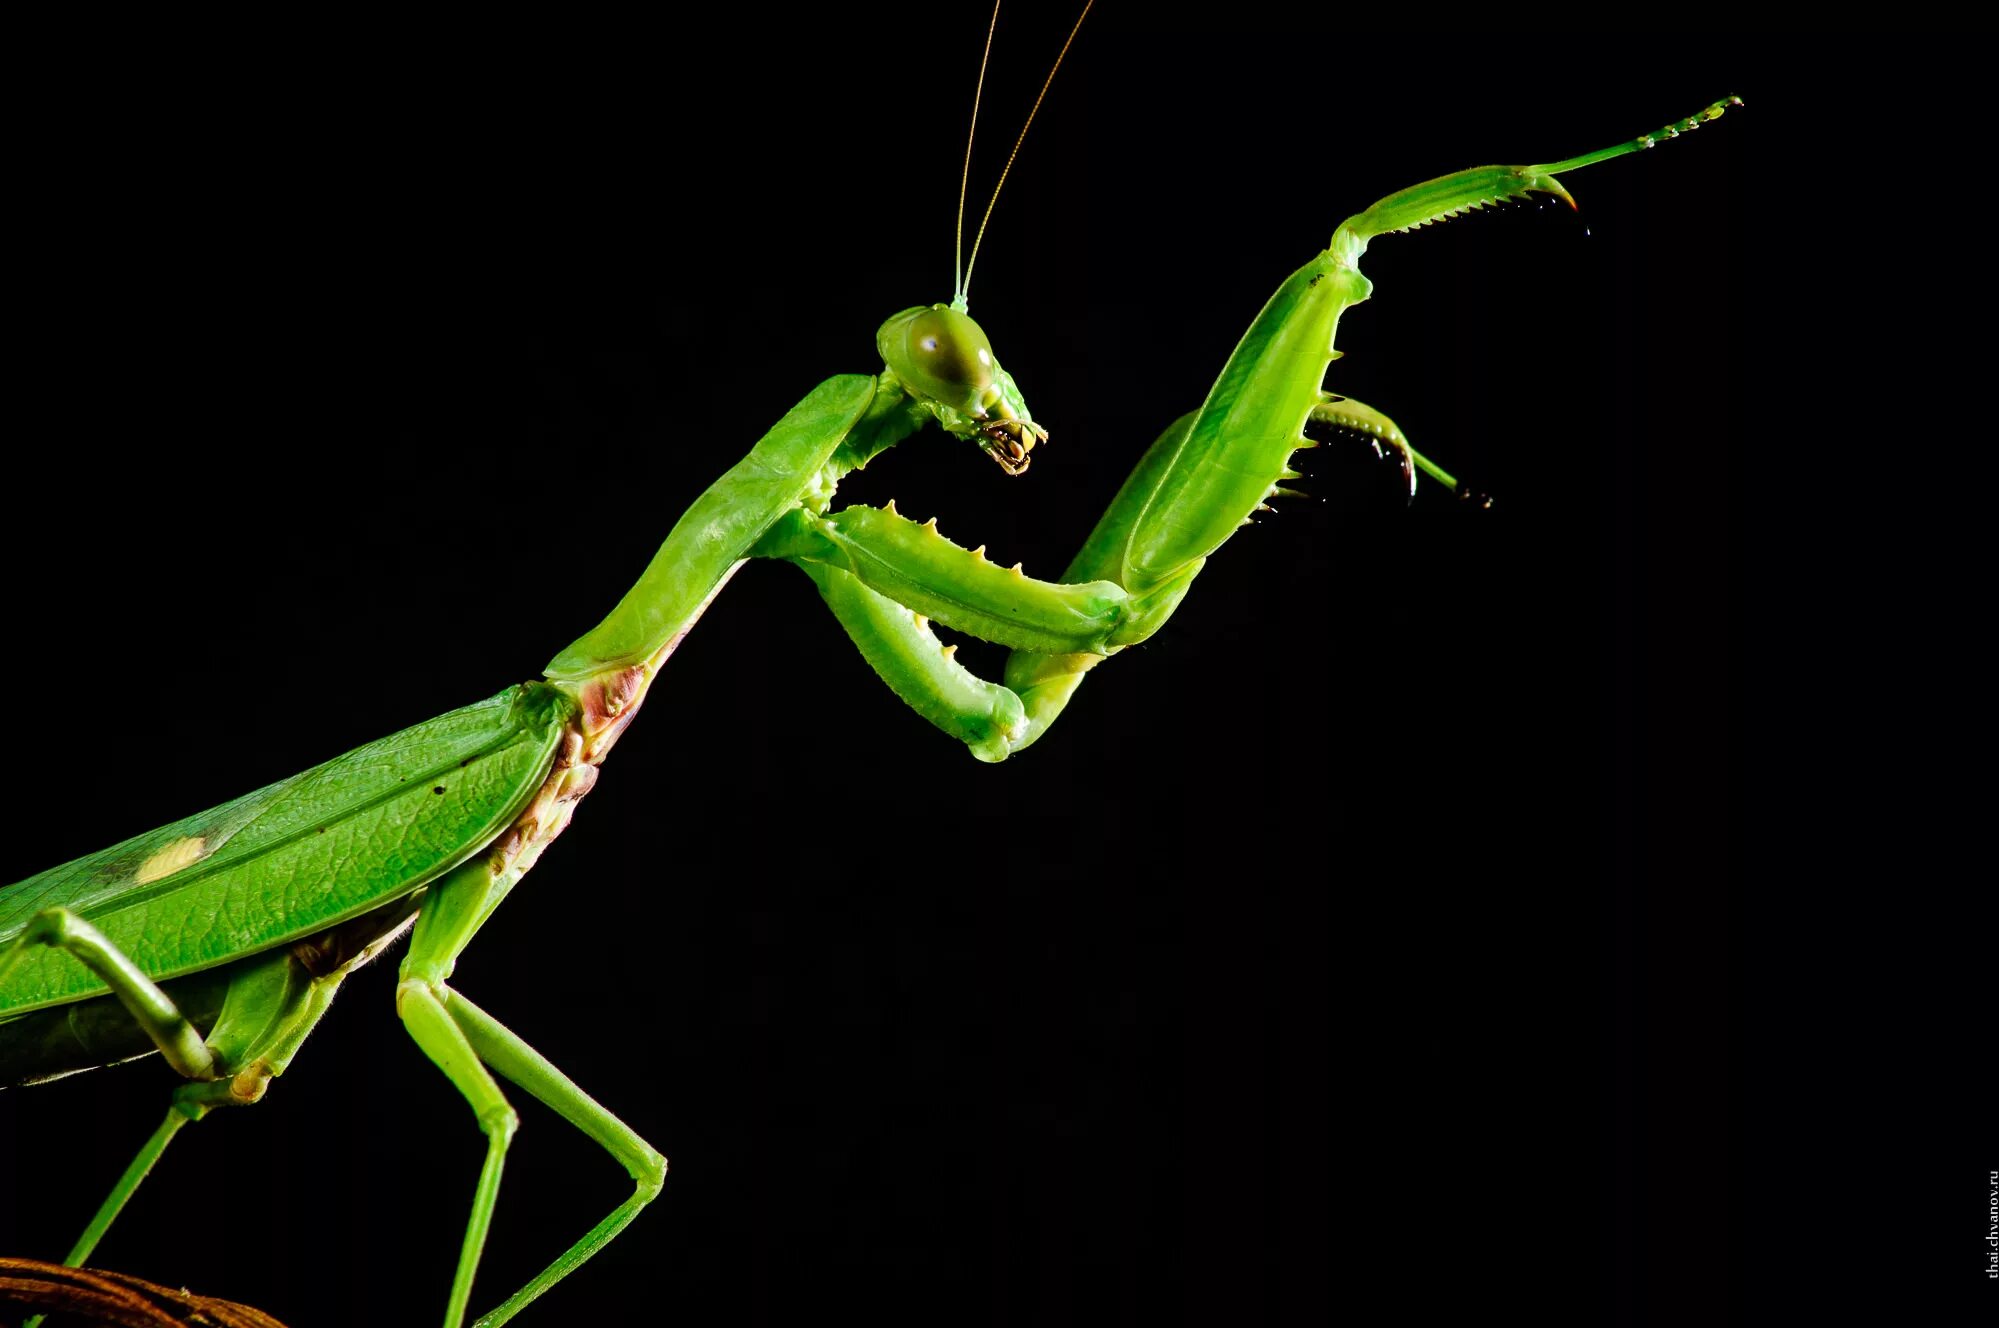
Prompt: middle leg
<box><xmin>397</xmin><ymin>857</ymin><xmax>668</xmax><ymax>1328</ymax></box>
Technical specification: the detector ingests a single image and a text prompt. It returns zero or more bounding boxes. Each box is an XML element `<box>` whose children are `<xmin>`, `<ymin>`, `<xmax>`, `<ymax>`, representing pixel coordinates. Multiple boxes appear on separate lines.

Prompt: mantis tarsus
<box><xmin>1</xmin><ymin>13</ymin><xmax>1743</xmax><ymax>1326</ymax></box>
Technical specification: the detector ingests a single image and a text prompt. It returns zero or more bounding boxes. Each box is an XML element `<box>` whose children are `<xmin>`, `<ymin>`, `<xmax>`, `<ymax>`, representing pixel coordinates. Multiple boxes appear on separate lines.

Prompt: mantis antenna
<box><xmin>953</xmin><ymin>1</ymin><xmax>1003</xmax><ymax>308</ymax></box>
<box><xmin>956</xmin><ymin>0</ymin><xmax>1094</xmax><ymax>309</ymax></box>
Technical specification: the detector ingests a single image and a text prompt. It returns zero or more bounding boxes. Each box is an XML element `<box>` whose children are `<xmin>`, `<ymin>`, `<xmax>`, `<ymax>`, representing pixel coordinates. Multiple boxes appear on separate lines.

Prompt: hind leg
<box><xmin>59</xmin><ymin>948</ymin><xmax>346</xmax><ymax>1270</ymax></box>
<box><xmin>2</xmin><ymin>911</ymin><xmax>365</xmax><ymax>1273</ymax></box>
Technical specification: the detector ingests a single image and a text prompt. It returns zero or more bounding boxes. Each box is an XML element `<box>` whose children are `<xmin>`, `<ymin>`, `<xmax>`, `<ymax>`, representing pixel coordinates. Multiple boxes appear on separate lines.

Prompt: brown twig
<box><xmin>0</xmin><ymin>1258</ymin><xmax>287</xmax><ymax>1328</ymax></box>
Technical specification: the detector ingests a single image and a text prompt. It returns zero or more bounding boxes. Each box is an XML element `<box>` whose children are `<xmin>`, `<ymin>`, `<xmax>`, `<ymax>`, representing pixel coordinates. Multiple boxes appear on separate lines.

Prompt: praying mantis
<box><xmin>0</xmin><ymin>10</ymin><xmax>1745</xmax><ymax>1326</ymax></box>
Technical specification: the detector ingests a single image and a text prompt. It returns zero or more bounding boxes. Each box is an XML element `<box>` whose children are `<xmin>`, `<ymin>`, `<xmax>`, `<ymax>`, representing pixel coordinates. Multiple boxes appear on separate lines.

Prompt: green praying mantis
<box><xmin>1</xmin><ymin>11</ymin><xmax>1744</xmax><ymax>1326</ymax></box>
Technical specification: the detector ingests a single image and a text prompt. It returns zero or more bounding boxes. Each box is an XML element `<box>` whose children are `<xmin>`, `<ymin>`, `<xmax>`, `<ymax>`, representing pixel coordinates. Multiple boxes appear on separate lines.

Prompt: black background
<box><xmin>1</xmin><ymin>12</ymin><xmax>1985</xmax><ymax>1328</ymax></box>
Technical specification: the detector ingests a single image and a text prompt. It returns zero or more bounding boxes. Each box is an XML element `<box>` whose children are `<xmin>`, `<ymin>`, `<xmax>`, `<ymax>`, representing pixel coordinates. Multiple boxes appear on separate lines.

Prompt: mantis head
<box><xmin>878</xmin><ymin>302</ymin><xmax>1046</xmax><ymax>475</ymax></box>
<box><xmin>877</xmin><ymin>0</ymin><xmax>1091</xmax><ymax>476</ymax></box>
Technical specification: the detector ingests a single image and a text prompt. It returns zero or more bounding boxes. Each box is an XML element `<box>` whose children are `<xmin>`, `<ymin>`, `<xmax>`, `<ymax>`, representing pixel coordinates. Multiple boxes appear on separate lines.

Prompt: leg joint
<box><xmin>631</xmin><ymin>1147</ymin><xmax>669</xmax><ymax>1201</ymax></box>
<box><xmin>170</xmin><ymin>1059</ymin><xmax>275</xmax><ymax>1121</ymax></box>
<box><xmin>23</xmin><ymin>906</ymin><xmax>79</xmax><ymax>944</ymax></box>
<box><xmin>229</xmin><ymin>1057</ymin><xmax>276</xmax><ymax>1106</ymax></box>
<box><xmin>483</xmin><ymin>1103</ymin><xmax>521</xmax><ymax>1144</ymax></box>
<box><xmin>394</xmin><ymin>975</ymin><xmax>443</xmax><ymax>1016</ymax></box>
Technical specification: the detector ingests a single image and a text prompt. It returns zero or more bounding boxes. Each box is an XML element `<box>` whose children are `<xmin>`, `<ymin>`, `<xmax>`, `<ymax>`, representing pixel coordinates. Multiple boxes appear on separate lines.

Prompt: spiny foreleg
<box><xmin>775</xmin><ymin>99</ymin><xmax>1742</xmax><ymax>760</ymax></box>
<box><xmin>1308</xmin><ymin>395</ymin><xmax>1488</xmax><ymax>508</ymax></box>
<box><xmin>998</xmin><ymin>97</ymin><xmax>1743</xmax><ymax>750</ymax></box>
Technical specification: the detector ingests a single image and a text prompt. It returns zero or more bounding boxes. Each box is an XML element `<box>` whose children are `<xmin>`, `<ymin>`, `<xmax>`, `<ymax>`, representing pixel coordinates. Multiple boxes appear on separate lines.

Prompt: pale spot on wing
<box><xmin>133</xmin><ymin>835</ymin><xmax>209</xmax><ymax>885</ymax></box>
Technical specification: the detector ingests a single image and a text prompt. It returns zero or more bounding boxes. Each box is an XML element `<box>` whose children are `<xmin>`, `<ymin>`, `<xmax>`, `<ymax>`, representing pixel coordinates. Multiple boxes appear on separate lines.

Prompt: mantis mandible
<box><xmin>1</xmin><ymin>11</ymin><xmax>1744</xmax><ymax>1325</ymax></box>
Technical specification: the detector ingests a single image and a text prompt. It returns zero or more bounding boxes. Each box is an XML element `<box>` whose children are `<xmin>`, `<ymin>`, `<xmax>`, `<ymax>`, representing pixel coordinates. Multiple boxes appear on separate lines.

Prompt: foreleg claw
<box><xmin>1306</xmin><ymin>395</ymin><xmax>1490</xmax><ymax>507</ymax></box>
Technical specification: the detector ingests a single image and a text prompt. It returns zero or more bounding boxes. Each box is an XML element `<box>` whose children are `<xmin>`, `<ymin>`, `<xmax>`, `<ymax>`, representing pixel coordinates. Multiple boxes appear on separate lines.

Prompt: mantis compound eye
<box><xmin>877</xmin><ymin>304</ymin><xmax>999</xmax><ymax>416</ymax></box>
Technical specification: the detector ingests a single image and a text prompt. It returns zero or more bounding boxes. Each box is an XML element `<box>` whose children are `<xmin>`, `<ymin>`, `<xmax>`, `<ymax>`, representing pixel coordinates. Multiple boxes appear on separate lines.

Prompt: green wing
<box><xmin>0</xmin><ymin>682</ymin><xmax>577</xmax><ymax>1016</ymax></box>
